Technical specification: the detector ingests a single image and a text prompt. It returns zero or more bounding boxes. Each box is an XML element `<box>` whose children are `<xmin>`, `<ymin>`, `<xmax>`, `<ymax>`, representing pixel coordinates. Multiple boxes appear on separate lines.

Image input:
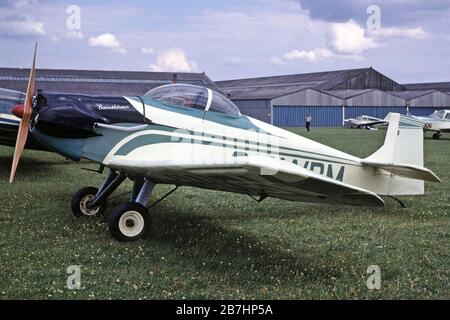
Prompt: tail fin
<box><xmin>361</xmin><ymin>113</ymin><xmax>441</xmax><ymax>195</ymax></box>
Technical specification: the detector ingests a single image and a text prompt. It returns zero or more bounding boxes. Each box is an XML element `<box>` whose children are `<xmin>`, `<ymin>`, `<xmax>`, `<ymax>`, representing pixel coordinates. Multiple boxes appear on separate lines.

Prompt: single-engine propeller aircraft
<box><xmin>10</xmin><ymin>45</ymin><xmax>441</xmax><ymax>241</ymax></box>
<box><xmin>409</xmin><ymin>110</ymin><xmax>450</xmax><ymax>139</ymax></box>
<box><xmin>344</xmin><ymin>115</ymin><xmax>388</xmax><ymax>130</ymax></box>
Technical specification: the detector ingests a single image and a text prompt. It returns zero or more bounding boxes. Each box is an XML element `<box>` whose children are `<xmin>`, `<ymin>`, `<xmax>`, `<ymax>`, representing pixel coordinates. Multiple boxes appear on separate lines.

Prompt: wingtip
<box><xmin>434</xmin><ymin>175</ymin><xmax>443</xmax><ymax>184</ymax></box>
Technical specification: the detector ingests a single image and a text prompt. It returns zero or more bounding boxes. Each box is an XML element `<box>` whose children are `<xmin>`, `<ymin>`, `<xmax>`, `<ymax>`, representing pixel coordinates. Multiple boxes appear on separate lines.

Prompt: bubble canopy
<box><xmin>144</xmin><ymin>84</ymin><xmax>241</xmax><ymax>116</ymax></box>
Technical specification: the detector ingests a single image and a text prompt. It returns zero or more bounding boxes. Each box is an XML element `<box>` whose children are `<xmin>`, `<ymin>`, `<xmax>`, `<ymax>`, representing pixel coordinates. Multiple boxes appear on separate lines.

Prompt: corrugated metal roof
<box><xmin>390</xmin><ymin>90</ymin><xmax>437</xmax><ymax>101</ymax></box>
<box><xmin>217</xmin><ymin>68</ymin><xmax>371</xmax><ymax>91</ymax></box>
<box><xmin>220</xmin><ymin>84</ymin><xmax>314</xmax><ymax>100</ymax></box>
<box><xmin>217</xmin><ymin>67</ymin><xmax>407</xmax><ymax>100</ymax></box>
<box><xmin>402</xmin><ymin>82</ymin><xmax>450</xmax><ymax>92</ymax></box>
<box><xmin>0</xmin><ymin>68</ymin><xmax>219</xmax><ymax>96</ymax></box>
<box><xmin>324</xmin><ymin>89</ymin><xmax>375</xmax><ymax>99</ymax></box>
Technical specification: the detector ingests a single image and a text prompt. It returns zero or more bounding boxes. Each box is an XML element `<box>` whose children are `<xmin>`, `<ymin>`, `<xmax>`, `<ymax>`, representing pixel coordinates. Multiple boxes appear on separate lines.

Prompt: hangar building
<box><xmin>217</xmin><ymin>68</ymin><xmax>450</xmax><ymax>127</ymax></box>
<box><xmin>0</xmin><ymin>68</ymin><xmax>219</xmax><ymax>96</ymax></box>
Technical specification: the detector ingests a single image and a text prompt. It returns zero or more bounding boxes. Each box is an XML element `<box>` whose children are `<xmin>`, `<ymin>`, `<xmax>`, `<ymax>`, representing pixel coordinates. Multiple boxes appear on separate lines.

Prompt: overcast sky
<box><xmin>0</xmin><ymin>0</ymin><xmax>449</xmax><ymax>83</ymax></box>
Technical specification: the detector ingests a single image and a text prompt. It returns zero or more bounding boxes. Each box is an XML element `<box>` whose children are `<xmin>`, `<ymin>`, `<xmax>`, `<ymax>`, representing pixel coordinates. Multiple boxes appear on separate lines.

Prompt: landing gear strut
<box><xmin>108</xmin><ymin>178</ymin><xmax>155</xmax><ymax>241</ymax></box>
<box><xmin>387</xmin><ymin>196</ymin><xmax>406</xmax><ymax>208</ymax></box>
<box><xmin>71</xmin><ymin>170</ymin><xmax>158</xmax><ymax>241</ymax></box>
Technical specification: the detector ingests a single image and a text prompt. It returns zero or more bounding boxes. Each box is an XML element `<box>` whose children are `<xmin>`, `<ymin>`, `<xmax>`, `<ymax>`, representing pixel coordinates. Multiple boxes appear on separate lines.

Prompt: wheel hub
<box><xmin>79</xmin><ymin>194</ymin><xmax>100</xmax><ymax>216</ymax></box>
<box><xmin>118</xmin><ymin>211</ymin><xmax>144</xmax><ymax>237</ymax></box>
<box><xmin>125</xmin><ymin>219</ymin><xmax>135</xmax><ymax>228</ymax></box>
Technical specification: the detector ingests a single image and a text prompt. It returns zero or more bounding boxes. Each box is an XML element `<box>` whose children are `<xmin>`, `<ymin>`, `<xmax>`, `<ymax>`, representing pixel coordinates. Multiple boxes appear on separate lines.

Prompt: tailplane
<box><xmin>361</xmin><ymin>113</ymin><xmax>441</xmax><ymax>195</ymax></box>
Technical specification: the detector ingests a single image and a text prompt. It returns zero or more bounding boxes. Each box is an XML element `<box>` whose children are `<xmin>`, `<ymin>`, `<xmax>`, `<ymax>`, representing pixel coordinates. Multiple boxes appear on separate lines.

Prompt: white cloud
<box><xmin>369</xmin><ymin>27</ymin><xmax>428</xmax><ymax>39</ymax></box>
<box><xmin>225</xmin><ymin>56</ymin><xmax>244</xmax><ymax>66</ymax></box>
<box><xmin>88</xmin><ymin>33</ymin><xmax>126</xmax><ymax>54</ymax></box>
<box><xmin>283</xmin><ymin>48</ymin><xmax>334</xmax><ymax>61</ymax></box>
<box><xmin>0</xmin><ymin>1</ymin><xmax>46</xmax><ymax>38</ymax></box>
<box><xmin>89</xmin><ymin>33</ymin><xmax>120</xmax><ymax>48</ymax></box>
<box><xmin>0</xmin><ymin>16</ymin><xmax>45</xmax><ymax>37</ymax></box>
<box><xmin>150</xmin><ymin>47</ymin><xmax>198</xmax><ymax>72</ymax></box>
<box><xmin>141</xmin><ymin>46</ymin><xmax>155</xmax><ymax>54</ymax></box>
<box><xmin>329</xmin><ymin>19</ymin><xmax>380</xmax><ymax>55</ymax></box>
<box><xmin>269</xmin><ymin>57</ymin><xmax>285</xmax><ymax>66</ymax></box>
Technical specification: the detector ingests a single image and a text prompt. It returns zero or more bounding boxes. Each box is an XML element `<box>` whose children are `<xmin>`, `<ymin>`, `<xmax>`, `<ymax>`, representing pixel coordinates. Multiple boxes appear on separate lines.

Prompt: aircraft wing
<box><xmin>355</xmin><ymin>120</ymin><xmax>388</xmax><ymax>127</ymax></box>
<box><xmin>344</xmin><ymin>119</ymin><xmax>388</xmax><ymax>127</ymax></box>
<box><xmin>108</xmin><ymin>156</ymin><xmax>384</xmax><ymax>207</ymax></box>
<box><xmin>362</xmin><ymin>120</ymin><xmax>388</xmax><ymax>126</ymax></box>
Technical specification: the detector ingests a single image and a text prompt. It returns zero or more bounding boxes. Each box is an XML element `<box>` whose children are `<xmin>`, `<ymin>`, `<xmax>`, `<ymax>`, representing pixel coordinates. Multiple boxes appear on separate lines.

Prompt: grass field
<box><xmin>0</xmin><ymin>128</ymin><xmax>448</xmax><ymax>300</ymax></box>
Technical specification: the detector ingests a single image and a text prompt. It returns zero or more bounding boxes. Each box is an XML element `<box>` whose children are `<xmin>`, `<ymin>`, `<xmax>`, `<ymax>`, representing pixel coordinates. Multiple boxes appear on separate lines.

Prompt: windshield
<box><xmin>431</xmin><ymin>110</ymin><xmax>445</xmax><ymax>119</ymax></box>
<box><xmin>208</xmin><ymin>91</ymin><xmax>241</xmax><ymax>116</ymax></box>
<box><xmin>144</xmin><ymin>84</ymin><xmax>241</xmax><ymax>116</ymax></box>
<box><xmin>144</xmin><ymin>84</ymin><xmax>208</xmax><ymax>111</ymax></box>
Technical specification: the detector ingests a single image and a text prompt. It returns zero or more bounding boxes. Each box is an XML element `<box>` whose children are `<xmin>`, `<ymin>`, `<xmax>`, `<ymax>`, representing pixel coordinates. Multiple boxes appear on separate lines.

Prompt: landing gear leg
<box><xmin>387</xmin><ymin>196</ymin><xmax>406</xmax><ymax>208</ymax></box>
<box><xmin>86</xmin><ymin>171</ymin><xmax>127</xmax><ymax>209</ymax></box>
<box><xmin>71</xmin><ymin>170</ymin><xmax>126</xmax><ymax>217</ymax></box>
<box><xmin>432</xmin><ymin>133</ymin><xmax>441</xmax><ymax>140</ymax></box>
<box><xmin>108</xmin><ymin>178</ymin><xmax>155</xmax><ymax>242</ymax></box>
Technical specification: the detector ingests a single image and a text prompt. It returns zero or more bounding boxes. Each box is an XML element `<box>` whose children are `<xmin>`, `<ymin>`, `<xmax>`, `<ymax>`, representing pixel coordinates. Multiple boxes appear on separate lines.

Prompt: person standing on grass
<box><xmin>306</xmin><ymin>113</ymin><xmax>312</xmax><ymax>132</ymax></box>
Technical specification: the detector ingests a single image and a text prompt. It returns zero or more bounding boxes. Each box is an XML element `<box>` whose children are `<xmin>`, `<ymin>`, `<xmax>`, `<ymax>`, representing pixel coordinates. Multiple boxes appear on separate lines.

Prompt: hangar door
<box><xmin>273</xmin><ymin>106</ymin><xmax>343</xmax><ymax>127</ymax></box>
<box><xmin>344</xmin><ymin>106</ymin><xmax>407</xmax><ymax>120</ymax></box>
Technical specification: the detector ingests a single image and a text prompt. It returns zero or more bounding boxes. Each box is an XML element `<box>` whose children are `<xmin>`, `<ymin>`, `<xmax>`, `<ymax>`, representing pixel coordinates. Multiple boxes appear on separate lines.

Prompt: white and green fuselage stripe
<box><xmin>98</xmin><ymin>97</ymin><xmax>363</xmax><ymax>168</ymax></box>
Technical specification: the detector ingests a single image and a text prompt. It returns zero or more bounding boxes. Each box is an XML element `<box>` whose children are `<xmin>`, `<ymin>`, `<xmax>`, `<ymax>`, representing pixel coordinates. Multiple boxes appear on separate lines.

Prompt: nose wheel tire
<box><xmin>108</xmin><ymin>202</ymin><xmax>151</xmax><ymax>242</ymax></box>
<box><xmin>71</xmin><ymin>187</ymin><xmax>106</xmax><ymax>217</ymax></box>
<box><xmin>432</xmin><ymin>133</ymin><xmax>440</xmax><ymax>140</ymax></box>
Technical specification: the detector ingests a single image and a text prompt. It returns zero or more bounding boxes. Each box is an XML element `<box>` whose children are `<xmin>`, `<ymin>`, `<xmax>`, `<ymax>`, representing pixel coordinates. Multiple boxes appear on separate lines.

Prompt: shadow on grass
<box><xmin>0</xmin><ymin>155</ymin><xmax>70</xmax><ymax>176</ymax></box>
<box><xmin>143</xmin><ymin>206</ymin><xmax>342</xmax><ymax>293</ymax></box>
<box><xmin>424</xmin><ymin>137</ymin><xmax>450</xmax><ymax>141</ymax></box>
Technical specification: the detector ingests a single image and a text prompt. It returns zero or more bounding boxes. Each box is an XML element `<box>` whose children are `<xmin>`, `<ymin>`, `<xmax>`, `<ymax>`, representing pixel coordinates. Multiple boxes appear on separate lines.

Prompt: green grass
<box><xmin>0</xmin><ymin>128</ymin><xmax>448</xmax><ymax>299</ymax></box>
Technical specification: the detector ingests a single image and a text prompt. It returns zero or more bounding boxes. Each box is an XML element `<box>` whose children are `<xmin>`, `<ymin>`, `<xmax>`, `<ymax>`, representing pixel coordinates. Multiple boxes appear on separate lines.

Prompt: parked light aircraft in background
<box><xmin>344</xmin><ymin>115</ymin><xmax>388</xmax><ymax>130</ymax></box>
<box><xmin>409</xmin><ymin>110</ymin><xmax>450</xmax><ymax>139</ymax></box>
<box><xmin>9</xmin><ymin>45</ymin><xmax>441</xmax><ymax>241</ymax></box>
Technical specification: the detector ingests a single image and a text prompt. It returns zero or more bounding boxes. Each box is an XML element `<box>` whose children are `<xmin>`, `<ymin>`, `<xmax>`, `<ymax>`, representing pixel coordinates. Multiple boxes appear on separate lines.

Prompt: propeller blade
<box><xmin>9</xmin><ymin>43</ymin><xmax>37</xmax><ymax>183</ymax></box>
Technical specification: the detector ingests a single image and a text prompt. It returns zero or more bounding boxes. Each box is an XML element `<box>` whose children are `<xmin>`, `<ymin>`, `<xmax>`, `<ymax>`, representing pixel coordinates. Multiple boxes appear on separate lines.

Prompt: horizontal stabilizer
<box><xmin>361</xmin><ymin>160</ymin><xmax>442</xmax><ymax>183</ymax></box>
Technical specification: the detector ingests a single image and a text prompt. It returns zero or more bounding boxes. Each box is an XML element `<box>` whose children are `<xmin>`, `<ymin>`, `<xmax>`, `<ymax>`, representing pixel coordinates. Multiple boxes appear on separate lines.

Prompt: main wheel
<box><xmin>432</xmin><ymin>133</ymin><xmax>440</xmax><ymax>140</ymax></box>
<box><xmin>108</xmin><ymin>202</ymin><xmax>151</xmax><ymax>242</ymax></box>
<box><xmin>71</xmin><ymin>187</ymin><xmax>106</xmax><ymax>217</ymax></box>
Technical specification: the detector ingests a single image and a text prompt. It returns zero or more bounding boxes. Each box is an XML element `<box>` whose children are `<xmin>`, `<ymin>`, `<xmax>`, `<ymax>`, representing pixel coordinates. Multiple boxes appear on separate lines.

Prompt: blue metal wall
<box><xmin>233</xmin><ymin>99</ymin><xmax>271</xmax><ymax>123</ymax></box>
<box><xmin>273</xmin><ymin>106</ymin><xmax>343</xmax><ymax>127</ymax></box>
<box><xmin>243</xmin><ymin>102</ymin><xmax>449</xmax><ymax>128</ymax></box>
<box><xmin>345</xmin><ymin>106</ymin><xmax>407</xmax><ymax>120</ymax></box>
<box><xmin>408</xmin><ymin>107</ymin><xmax>448</xmax><ymax>117</ymax></box>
